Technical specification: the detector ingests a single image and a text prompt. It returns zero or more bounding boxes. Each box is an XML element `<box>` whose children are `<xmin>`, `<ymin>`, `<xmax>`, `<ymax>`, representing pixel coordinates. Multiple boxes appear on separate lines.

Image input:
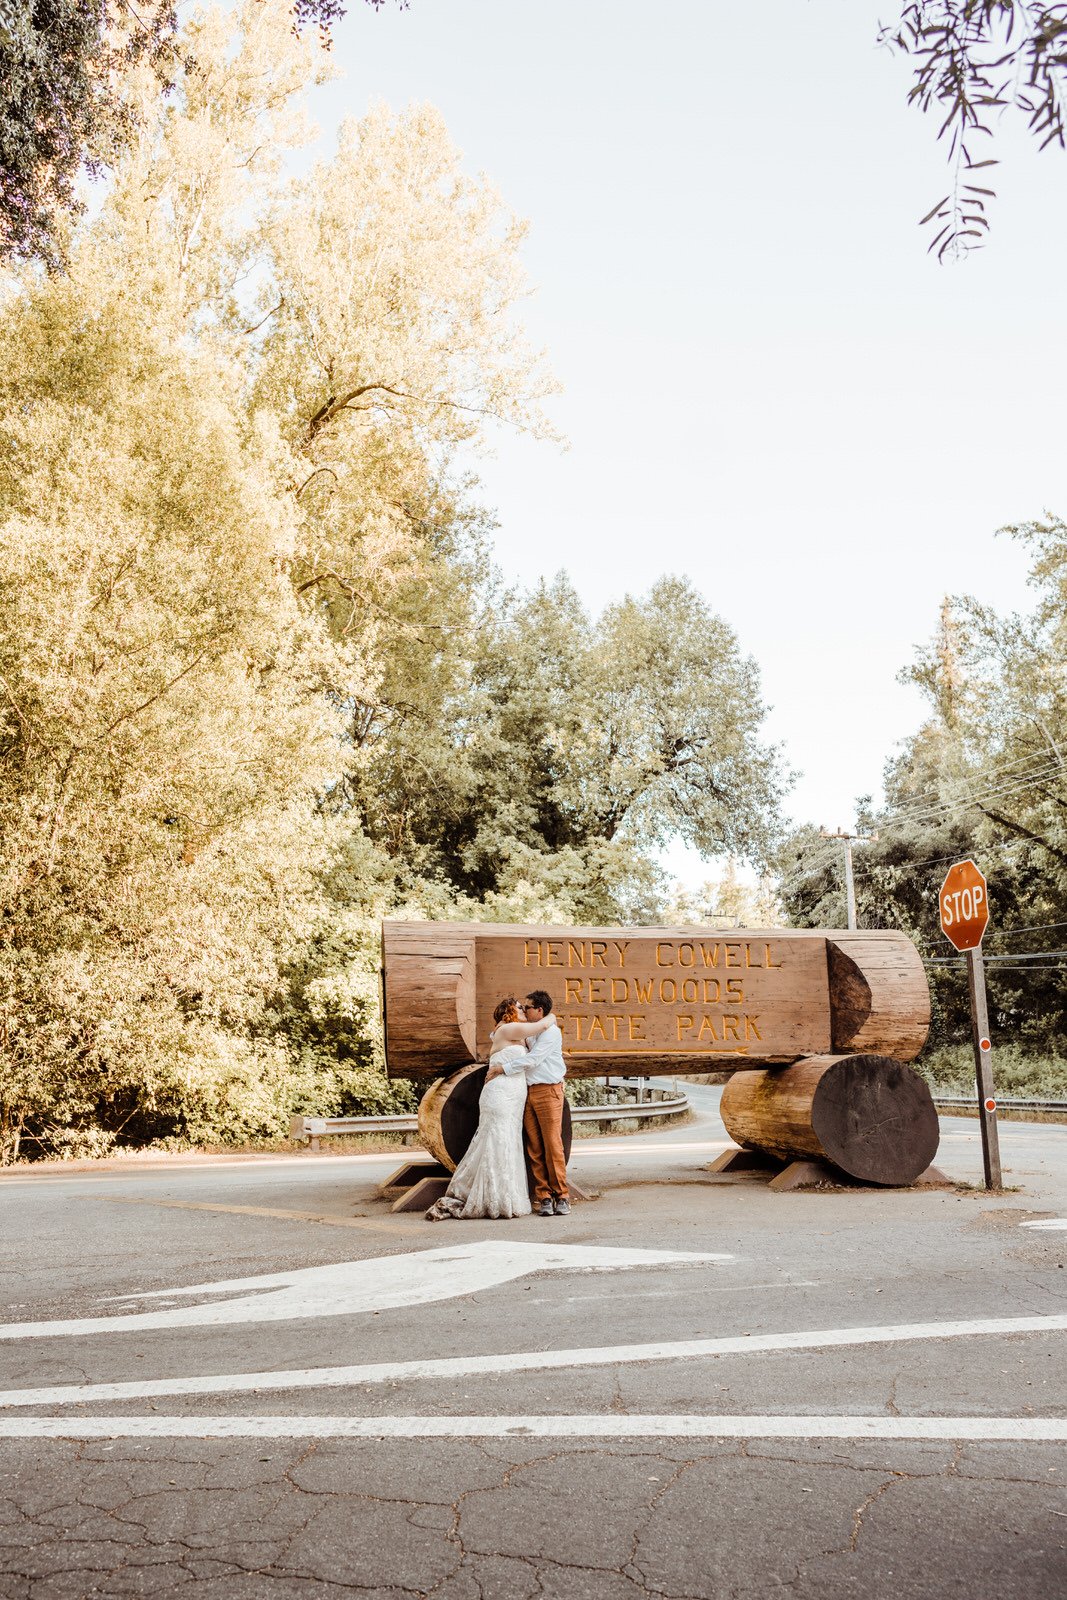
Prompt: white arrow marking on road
<box><xmin>2</xmin><ymin>1314</ymin><xmax>1063</xmax><ymax>1409</ymax></box>
<box><xmin>0</xmin><ymin>1414</ymin><xmax>1063</xmax><ymax>1442</ymax></box>
<box><xmin>0</xmin><ymin>1241</ymin><xmax>730</xmax><ymax>1340</ymax></box>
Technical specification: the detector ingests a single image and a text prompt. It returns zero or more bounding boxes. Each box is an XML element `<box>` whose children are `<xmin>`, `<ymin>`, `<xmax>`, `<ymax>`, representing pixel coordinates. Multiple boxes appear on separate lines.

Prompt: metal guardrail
<box><xmin>572</xmin><ymin>1094</ymin><xmax>689</xmax><ymax>1122</ymax></box>
<box><xmin>289</xmin><ymin>1093</ymin><xmax>690</xmax><ymax>1150</ymax></box>
<box><xmin>934</xmin><ymin>1096</ymin><xmax>1067</xmax><ymax>1114</ymax></box>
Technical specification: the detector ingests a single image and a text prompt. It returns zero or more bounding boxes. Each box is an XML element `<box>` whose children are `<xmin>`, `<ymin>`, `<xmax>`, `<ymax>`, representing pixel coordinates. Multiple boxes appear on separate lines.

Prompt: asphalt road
<box><xmin>0</xmin><ymin>1087</ymin><xmax>1064</xmax><ymax>1599</ymax></box>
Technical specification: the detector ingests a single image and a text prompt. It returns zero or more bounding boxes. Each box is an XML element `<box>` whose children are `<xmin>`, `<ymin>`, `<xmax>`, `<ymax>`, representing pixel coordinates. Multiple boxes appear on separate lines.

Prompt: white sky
<box><xmin>314</xmin><ymin>0</ymin><xmax>1066</xmax><ymax>882</ymax></box>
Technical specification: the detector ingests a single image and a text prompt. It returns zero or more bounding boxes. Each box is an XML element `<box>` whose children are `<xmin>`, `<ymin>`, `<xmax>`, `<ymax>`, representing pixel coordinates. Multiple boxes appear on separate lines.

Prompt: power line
<box><xmin>853</xmin><ymin>838</ymin><xmax>1026</xmax><ymax>878</ymax></box>
<box><xmin>871</xmin><ymin>760</ymin><xmax>1063</xmax><ymax>837</ymax></box>
<box><xmin>776</xmin><ymin>760</ymin><xmax>1062</xmax><ymax>895</ymax></box>
<box><xmin>873</xmin><ymin>749</ymin><xmax>1065</xmax><ymax>832</ymax></box>
<box><xmin>924</xmin><ymin>964</ymin><xmax>1067</xmax><ymax>974</ymax></box>
<box><xmin>985</xmin><ymin>920</ymin><xmax>1067</xmax><ymax>941</ymax></box>
<box><xmin>973</xmin><ymin>964</ymin><xmax>1067</xmax><ymax>974</ymax></box>
<box><xmin>874</xmin><ymin>748</ymin><xmax>1049</xmax><ymax>823</ymax></box>
<box><xmin>924</xmin><ymin>948</ymin><xmax>1067</xmax><ymax>964</ymax></box>
<box><xmin>774</xmin><ymin>845</ymin><xmax>842</xmax><ymax>892</ymax></box>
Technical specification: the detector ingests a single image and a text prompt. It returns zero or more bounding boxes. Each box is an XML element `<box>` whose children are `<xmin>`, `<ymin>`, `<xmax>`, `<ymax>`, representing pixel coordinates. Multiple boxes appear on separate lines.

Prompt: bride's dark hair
<box><xmin>493</xmin><ymin>996</ymin><xmax>521</xmax><ymax>1025</ymax></box>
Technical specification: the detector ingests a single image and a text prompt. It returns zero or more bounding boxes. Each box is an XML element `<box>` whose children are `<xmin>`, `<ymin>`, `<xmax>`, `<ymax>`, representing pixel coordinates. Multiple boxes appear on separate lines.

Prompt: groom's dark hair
<box><xmin>525</xmin><ymin>990</ymin><xmax>553</xmax><ymax>1015</ymax></box>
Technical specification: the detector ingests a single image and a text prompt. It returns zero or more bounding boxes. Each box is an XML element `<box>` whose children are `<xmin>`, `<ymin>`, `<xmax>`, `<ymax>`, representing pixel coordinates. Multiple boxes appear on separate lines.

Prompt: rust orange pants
<box><xmin>523</xmin><ymin>1082</ymin><xmax>568</xmax><ymax>1203</ymax></box>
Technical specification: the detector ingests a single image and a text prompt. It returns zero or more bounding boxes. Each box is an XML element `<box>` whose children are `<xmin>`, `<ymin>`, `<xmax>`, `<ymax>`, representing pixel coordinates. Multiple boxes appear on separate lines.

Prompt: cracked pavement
<box><xmin>0</xmin><ymin>1088</ymin><xmax>1064</xmax><ymax>1598</ymax></box>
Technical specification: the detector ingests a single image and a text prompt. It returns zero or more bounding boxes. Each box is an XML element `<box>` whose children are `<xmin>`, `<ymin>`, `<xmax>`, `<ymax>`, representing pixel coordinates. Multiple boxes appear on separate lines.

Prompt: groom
<box><xmin>489</xmin><ymin>988</ymin><xmax>569</xmax><ymax>1217</ymax></box>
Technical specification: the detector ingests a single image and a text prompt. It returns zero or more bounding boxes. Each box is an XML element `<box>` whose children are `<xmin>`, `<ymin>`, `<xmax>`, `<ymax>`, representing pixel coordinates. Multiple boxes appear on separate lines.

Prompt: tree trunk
<box><xmin>719</xmin><ymin>1055</ymin><xmax>940</xmax><ymax>1186</ymax></box>
<box><xmin>0</xmin><ymin>1108</ymin><xmax>23</xmax><ymax>1166</ymax></box>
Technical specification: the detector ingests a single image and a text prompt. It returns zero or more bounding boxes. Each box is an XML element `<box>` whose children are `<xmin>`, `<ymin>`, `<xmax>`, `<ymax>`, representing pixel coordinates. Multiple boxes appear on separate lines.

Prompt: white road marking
<box><xmin>0</xmin><ymin>1414</ymin><xmax>1062</xmax><ymax>1442</ymax></box>
<box><xmin>3</xmin><ymin>1314</ymin><xmax>1062</xmax><ymax>1409</ymax></box>
<box><xmin>0</xmin><ymin>1137</ymin><xmax>730</xmax><ymax>1189</ymax></box>
<box><xmin>1020</xmin><ymin>1219</ymin><xmax>1067</xmax><ymax>1230</ymax></box>
<box><xmin>0</xmin><ymin>1242</ymin><xmax>730</xmax><ymax>1340</ymax></box>
<box><xmin>0</xmin><ymin>1153</ymin><xmax>412</xmax><ymax>1185</ymax></box>
<box><xmin>577</xmin><ymin>1142</ymin><xmax>730</xmax><ymax>1155</ymax></box>
<box><xmin>556</xmin><ymin>1279</ymin><xmax>821</xmax><ymax>1302</ymax></box>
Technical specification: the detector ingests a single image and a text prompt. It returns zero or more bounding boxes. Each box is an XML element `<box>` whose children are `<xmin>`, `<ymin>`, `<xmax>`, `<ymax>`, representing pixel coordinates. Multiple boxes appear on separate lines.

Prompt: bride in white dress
<box><xmin>426</xmin><ymin>997</ymin><xmax>558</xmax><ymax>1221</ymax></box>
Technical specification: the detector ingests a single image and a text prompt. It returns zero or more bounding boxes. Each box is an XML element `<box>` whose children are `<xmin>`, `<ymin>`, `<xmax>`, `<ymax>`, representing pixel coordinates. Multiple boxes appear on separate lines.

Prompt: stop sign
<box><xmin>939</xmin><ymin>859</ymin><xmax>989</xmax><ymax>951</ymax></box>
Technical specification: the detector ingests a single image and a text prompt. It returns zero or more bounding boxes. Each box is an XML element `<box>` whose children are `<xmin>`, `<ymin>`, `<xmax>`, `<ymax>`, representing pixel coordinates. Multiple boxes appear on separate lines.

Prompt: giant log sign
<box><xmin>382</xmin><ymin>920</ymin><xmax>937</xmax><ymax>1188</ymax></box>
<box><xmin>381</xmin><ymin>921</ymin><xmax>930</xmax><ymax>1079</ymax></box>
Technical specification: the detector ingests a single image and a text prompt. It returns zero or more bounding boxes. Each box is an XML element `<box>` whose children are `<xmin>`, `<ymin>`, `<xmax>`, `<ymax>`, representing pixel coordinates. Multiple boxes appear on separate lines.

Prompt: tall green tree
<box><xmin>777</xmin><ymin>522</ymin><xmax>1067</xmax><ymax>1056</ymax></box>
<box><xmin>348</xmin><ymin>574</ymin><xmax>788</xmax><ymax>923</ymax></box>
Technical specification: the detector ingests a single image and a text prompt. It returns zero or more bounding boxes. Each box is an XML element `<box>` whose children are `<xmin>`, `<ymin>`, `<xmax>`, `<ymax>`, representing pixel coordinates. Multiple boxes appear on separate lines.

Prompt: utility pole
<box><xmin>820</xmin><ymin>828</ymin><xmax>878</xmax><ymax>931</ymax></box>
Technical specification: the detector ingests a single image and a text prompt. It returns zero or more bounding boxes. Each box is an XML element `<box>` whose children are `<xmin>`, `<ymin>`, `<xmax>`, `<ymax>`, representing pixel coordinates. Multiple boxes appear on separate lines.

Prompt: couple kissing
<box><xmin>426</xmin><ymin>990</ymin><xmax>570</xmax><ymax>1220</ymax></box>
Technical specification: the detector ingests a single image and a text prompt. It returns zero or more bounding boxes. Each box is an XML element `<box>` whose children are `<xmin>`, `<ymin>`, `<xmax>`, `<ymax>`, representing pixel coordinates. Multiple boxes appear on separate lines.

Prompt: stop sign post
<box><xmin>938</xmin><ymin>859</ymin><xmax>1001</xmax><ymax>1189</ymax></box>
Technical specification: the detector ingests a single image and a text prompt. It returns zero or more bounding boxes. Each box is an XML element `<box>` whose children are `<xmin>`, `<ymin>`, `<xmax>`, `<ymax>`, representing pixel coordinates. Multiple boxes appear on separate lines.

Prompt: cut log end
<box><xmin>720</xmin><ymin>1055</ymin><xmax>940</xmax><ymax>1188</ymax></box>
<box><xmin>417</xmin><ymin>1064</ymin><xmax>573</xmax><ymax>1174</ymax></box>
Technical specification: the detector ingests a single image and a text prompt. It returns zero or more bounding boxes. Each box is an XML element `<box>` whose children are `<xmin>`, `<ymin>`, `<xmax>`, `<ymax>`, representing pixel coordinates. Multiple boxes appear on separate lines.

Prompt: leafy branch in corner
<box><xmin>881</xmin><ymin>2</ymin><xmax>1067</xmax><ymax>259</ymax></box>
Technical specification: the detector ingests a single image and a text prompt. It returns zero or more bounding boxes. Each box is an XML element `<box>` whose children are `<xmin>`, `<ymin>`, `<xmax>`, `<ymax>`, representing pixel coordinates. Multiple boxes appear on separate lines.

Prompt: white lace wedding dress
<box><xmin>427</xmin><ymin>1042</ymin><xmax>531</xmax><ymax>1220</ymax></box>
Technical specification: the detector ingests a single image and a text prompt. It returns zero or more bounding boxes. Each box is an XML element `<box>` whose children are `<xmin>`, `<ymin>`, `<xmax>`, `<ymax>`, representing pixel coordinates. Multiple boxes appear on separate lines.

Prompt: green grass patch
<box><xmin>916</xmin><ymin>1043</ymin><xmax>1067</xmax><ymax>1101</ymax></box>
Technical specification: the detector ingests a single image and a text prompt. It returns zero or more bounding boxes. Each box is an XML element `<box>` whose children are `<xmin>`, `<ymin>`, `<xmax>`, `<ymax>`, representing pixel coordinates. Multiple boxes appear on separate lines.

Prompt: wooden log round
<box><xmin>417</xmin><ymin>1065</ymin><xmax>574</xmax><ymax>1174</ymax></box>
<box><xmin>719</xmin><ymin>1055</ymin><xmax>939</xmax><ymax>1187</ymax></box>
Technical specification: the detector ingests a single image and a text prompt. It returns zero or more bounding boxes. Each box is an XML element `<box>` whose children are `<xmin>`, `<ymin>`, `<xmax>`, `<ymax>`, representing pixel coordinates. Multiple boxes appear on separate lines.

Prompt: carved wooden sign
<box><xmin>381</xmin><ymin>921</ymin><xmax>930</xmax><ymax>1081</ymax></box>
<box><xmin>484</xmin><ymin>931</ymin><xmax>829</xmax><ymax>1059</ymax></box>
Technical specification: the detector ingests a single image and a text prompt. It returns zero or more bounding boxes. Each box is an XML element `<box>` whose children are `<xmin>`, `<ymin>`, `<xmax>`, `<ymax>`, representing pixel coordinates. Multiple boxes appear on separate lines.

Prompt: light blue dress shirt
<box><xmin>502</xmin><ymin>1022</ymin><xmax>567</xmax><ymax>1084</ymax></box>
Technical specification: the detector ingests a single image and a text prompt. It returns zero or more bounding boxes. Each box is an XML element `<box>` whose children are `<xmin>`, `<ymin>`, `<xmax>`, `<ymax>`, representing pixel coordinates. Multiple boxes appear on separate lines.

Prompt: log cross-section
<box><xmin>720</xmin><ymin>1056</ymin><xmax>941</xmax><ymax>1186</ymax></box>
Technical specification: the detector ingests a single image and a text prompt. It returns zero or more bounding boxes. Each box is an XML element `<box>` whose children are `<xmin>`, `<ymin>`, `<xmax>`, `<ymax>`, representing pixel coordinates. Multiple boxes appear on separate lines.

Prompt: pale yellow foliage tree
<box><xmin>0</xmin><ymin>279</ymin><xmax>349</xmax><ymax>1160</ymax></box>
<box><xmin>0</xmin><ymin>0</ymin><xmax>559</xmax><ymax>1159</ymax></box>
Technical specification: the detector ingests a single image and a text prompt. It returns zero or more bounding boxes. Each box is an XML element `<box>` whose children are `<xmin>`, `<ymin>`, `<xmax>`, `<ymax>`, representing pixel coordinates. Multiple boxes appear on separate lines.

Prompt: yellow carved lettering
<box><xmin>744</xmin><ymin>1015</ymin><xmax>763</xmax><ymax>1041</ymax></box>
<box><xmin>697</xmin><ymin>1014</ymin><xmax>719</xmax><ymax>1042</ymax></box>
<box><xmin>656</xmin><ymin>942</ymin><xmax>674</xmax><ymax>967</ymax></box>
<box><xmin>765</xmin><ymin>943</ymin><xmax>783</xmax><ymax>969</ymax></box>
<box><xmin>572</xmin><ymin>1014</ymin><xmax>588</xmax><ymax>1041</ymax></box>
<box><xmin>700</xmin><ymin>942</ymin><xmax>721</xmax><ymax>968</ymax></box>
<box><xmin>567</xmin><ymin>940</ymin><xmax>587</xmax><ymax>967</ymax></box>
<box><xmin>607</xmin><ymin>1014</ymin><xmax>623</xmax><ymax>1040</ymax></box>
<box><xmin>722</xmin><ymin>1013</ymin><xmax>741</xmax><ymax>1041</ymax></box>
<box><xmin>588</xmin><ymin>1014</ymin><xmax>608</xmax><ymax>1041</ymax></box>
<box><xmin>524</xmin><ymin>940</ymin><xmax>541</xmax><ymax>967</ymax></box>
<box><xmin>659</xmin><ymin>977</ymin><xmax>678</xmax><ymax>1003</ymax></box>
<box><xmin>611</xmin><ymin>977</ymin><xmax>629</xmax><ymax>1003</ymax></box>
<box><xmin>676</xmin><ymin>1014</ymin><xmax>694</xmax><ymax>1041</ymax></box>
<box><xmin>564</xmin><ymin>977</ymin><xmax>583</xmax><ymax>1004</ymax></box>
<box><xmin>545</xmin><ymin>940</ymin><xmax>563</xmax><ymax>968</ymax></box>
<box><xmin>681</xmin><ymin>977</ymin><xmax>698</xmax><ymax>1003</ymax></box>
<box><xmin>633</xmin><ymin>977</ymin><xmax>654</xmax><ymax>1004</ymax></box>
<box><xmin>589</xmin><ymin>977</ymin><xmax>607</xmax><ymax>1005</ymax></box>
<box><xmin>726</xmin><ymin>978</ymin><xmax>744</xmax><ymax>1003</ymax></box>
<box><xmin>612</xmin><ymin>939</ymin><xmax>630</xmax><ymax>967</ymax></box>
<box><xmin>744</xmin><ymin>943</ymin><xmax>763</xmax><ymax>968</ymax></box>
<box><xmin>678</xmin><ymin>941</ymin><xmax>695</xmax><ymax>968</ymax></box>
<box><xmin>725</xmin><ymin>943</ymin><xmax>742</xmax><ymax>968</ymax></box>
<box><xmin>703</xmin><ymin>978</ymin><xmax>721</xmax><ymax>1004</ymax></box>
<box><xmin>591</xmin><ymin>940</ymin><xmax>608</xmax><ymax>968</ymax></box>
<box><xmin>627</xmin><ymin>1014</ymin><xmax>646</xmax><ymax>1041</ymax></box>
